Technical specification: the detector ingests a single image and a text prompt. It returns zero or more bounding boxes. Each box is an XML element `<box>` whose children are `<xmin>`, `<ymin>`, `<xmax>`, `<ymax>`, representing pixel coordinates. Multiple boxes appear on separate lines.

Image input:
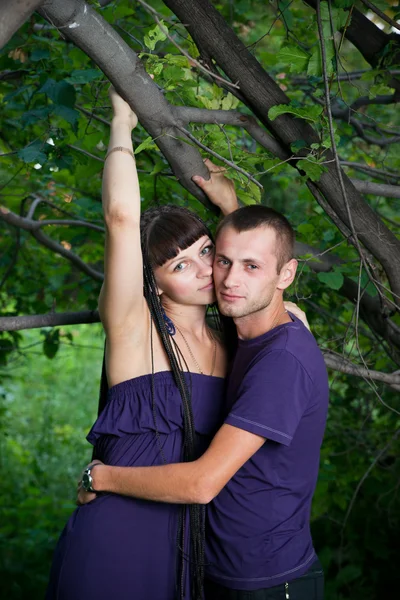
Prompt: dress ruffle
<box><xmin>87</xmin><ymin>371</ymin><xmax>225</xmax><ymax>444</ymax></box>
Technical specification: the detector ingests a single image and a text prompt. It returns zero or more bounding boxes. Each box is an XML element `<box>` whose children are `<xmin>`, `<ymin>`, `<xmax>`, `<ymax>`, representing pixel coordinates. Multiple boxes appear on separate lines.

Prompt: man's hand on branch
<box><xmin>192</xmin><ymin>158</ymin><xmax>239</xmax><ymax>216</ymax></box>
<box><xmin>109</xmin><ymin>86</ymin><xmax>138</xmax><ymax>130</ymax></box>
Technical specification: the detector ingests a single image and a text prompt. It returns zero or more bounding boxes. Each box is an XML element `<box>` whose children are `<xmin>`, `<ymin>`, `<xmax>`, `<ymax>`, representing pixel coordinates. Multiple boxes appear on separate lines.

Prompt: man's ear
<box><xmin>277</xmin><ymin>258</ymin><xmax>298</xmax><ymax>291</ymax></box>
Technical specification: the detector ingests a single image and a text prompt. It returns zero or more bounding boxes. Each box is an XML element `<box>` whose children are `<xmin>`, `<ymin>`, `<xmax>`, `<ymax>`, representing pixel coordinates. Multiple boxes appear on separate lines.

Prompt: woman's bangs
<box><xmin>148</xmin><ymin>212</ymin><xmax>210</xmax><ymax>268</ymax></box>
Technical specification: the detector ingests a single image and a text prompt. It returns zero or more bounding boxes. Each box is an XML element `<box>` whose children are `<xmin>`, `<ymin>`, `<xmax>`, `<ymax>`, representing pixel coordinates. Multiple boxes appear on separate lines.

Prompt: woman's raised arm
<box><xmin>98</xmin><ymin>87</ymin><xmax>146</xmax><ymax>335</ymax></box>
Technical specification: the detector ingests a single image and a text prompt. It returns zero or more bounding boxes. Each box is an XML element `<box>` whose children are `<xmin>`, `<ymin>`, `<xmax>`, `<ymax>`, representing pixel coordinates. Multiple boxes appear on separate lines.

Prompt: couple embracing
<box><xmin>46</xmin><ymin>89</ymin><xmax>328</xmax><ymax>600</ymax></box>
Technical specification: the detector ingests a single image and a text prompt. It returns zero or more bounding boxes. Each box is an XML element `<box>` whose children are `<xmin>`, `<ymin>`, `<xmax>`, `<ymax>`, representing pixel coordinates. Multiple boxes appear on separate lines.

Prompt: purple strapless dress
<box><xmin>46</xmin><ymin>371</ymin><xmax>225</xmax><ymax>600</ymax></box>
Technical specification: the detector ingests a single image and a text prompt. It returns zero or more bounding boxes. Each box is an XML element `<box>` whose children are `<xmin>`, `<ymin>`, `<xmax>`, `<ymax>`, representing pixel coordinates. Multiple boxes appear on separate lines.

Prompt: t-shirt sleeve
<box><xmin>224</xmin><ymin>350</ymin><xmax>312</xmax><ymax>446</ymax></box>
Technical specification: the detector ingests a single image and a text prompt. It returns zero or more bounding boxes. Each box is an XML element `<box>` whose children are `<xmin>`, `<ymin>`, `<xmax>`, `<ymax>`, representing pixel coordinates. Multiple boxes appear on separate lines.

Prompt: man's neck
<box><xmin>234</xmin><ymin>301</ymin><xmax>292</xmax><ymax>341</ymax></box>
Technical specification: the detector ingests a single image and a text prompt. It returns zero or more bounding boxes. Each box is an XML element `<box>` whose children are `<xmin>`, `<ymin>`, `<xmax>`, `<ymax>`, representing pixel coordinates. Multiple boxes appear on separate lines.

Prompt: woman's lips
<box><xmin>199</xmin><ymin>282</ymin><xmax>214</xmax><ymax>291</ymax></box>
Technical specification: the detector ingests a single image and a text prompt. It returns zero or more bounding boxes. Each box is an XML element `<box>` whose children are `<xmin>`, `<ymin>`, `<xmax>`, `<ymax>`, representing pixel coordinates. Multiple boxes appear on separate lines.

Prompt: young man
<box><xmin>79</xmin><ymin>205</ymin><xmax>328</xmax><ymax>600</ymax></box>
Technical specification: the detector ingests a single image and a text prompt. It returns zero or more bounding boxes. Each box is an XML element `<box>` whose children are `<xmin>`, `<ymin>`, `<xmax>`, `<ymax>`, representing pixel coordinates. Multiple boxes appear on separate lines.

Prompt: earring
<box><xmin>162</xmin><ymin>307</ymin><xmax>176</xmax><ymax>336</ymax></box>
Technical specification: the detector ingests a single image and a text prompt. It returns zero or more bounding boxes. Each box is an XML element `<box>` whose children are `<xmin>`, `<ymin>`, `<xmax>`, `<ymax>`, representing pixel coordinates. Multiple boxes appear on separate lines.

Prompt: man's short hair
<box><xmin>216</xmin><ymin>205</ymin><xmax>295</xmax><ymax>273</ymax></box>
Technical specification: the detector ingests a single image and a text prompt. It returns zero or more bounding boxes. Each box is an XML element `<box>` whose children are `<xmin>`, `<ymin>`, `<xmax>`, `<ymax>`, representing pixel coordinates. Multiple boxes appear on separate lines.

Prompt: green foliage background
<box><xmin>0</xmin><ymin>1</ymin><xmax>399</xmax><ymax>599</ymax></box>
<box><xmin>0</xmin><ymin>326</ymin><xmax>104</xmax><ymax>598</ymax></box>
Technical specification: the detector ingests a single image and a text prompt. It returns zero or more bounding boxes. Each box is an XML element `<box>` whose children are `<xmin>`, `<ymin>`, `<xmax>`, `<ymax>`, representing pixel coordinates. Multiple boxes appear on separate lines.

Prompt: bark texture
<box><xmin>0</xmin><ymin>0</ymin><xmax>44</xmax><ymax>49</ymax></box>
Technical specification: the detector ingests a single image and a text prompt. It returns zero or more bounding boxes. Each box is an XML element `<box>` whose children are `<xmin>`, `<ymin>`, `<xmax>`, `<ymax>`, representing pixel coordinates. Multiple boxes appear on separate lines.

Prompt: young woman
<box><xmin>46</xmin><ymin>89</ymin><xmax>307</xmax><ymax>600</ymax></box>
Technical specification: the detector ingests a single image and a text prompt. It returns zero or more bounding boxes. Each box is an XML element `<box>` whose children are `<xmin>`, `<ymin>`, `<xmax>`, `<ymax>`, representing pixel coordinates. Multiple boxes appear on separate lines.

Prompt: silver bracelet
<box><xmin>105</xmin><ymin>146</ymin><xmax>135</xmax><ymax>161</ymax></box>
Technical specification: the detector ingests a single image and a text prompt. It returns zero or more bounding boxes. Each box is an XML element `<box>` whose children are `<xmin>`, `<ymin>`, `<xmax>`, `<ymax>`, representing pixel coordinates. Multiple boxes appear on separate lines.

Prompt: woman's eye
<box><xmin>201</xmin><ymin>245</ymin><xmax>214</xmax><ymax>256</ymax></box>
<box><xmin>174</xmin><ymin>263</ymin><xmax>185</xmax><ymax>272</ymax></box>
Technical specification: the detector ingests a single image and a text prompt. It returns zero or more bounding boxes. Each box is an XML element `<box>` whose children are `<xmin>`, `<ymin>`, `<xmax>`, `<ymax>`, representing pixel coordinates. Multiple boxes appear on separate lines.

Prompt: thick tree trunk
<box><xmin>163</xmin><ymin>0</ymin><xmax>400</xmax><ymax>304</ymax></box>
<box><xmin>0</xmin><ymin>0</ymin><xmax>44</xmax><ymax>49</ymax></box>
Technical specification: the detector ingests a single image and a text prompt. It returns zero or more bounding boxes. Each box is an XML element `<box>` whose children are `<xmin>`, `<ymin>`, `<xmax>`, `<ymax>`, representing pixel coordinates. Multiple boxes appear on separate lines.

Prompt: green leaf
<box><xmin>307</xmin><ymin>47</ymin><xmax>324</xmax><ymax>77</ymax></box>
<box><xmin>297</xmin><ymin>158</ymin><xmax>328</xmax><ymax>182</ymax></box>
<box><xmin>239</xmin><ymin>180</ymin><xmax>261</xmax><ymax>206</ymax></box>
<box><xmin>21</xmin><ymin>107</ymin><xmax>51</xmax><ymax>126</ymax></box>
<box><xmin>53</xmin><ymin>105</ymin><xmax>79</xmax><ymax>126</ymax></box>
<box><xmin>144</xmin><ymin>21</ymin><xmax>168</xmax><ymax>51</ymax></box>
<box><xmin>332</xmin><ymin>0</ymin><xmax>354</xmax><ymax>8</ymax></box>
<box><xmin>369</xmin><ymin>84</ymin><xmax>395</xmax><ymax>100</ymax></box>
<box><xmin>42</xmin><ymin>329</ymin><xmax>60</xmax><ymax>359</ymax></box>
<box><xmin>291</xmin><ymin>139</ymin><xmax>308</xmax><ymax>152</ymax></box>
<box><xmin>17</xmin><ymin>141</ymin><xmax>47</xmax><ymax>164</ymax></box>
<box><xmin>336</xmin><ymin>565</ymin><xmax>362</xmax><ymax>585</ymax></box>
<box><xmin>221</xmin><ymin>92</ymin><xmax>240</xmax><ymax>110</ymax></box>
<box><xmin>165</xmin><ymin>54</ymin><xmax>189</xmax><ymax>68</ymax></box>
<box><xmin>39</xmin><ymin>79</ymin><xmax>76</xmax><ymax>108</ymax></box>
<box><xmin>268</xmin><ymin>103</ymin><xmax>323</xmax><ymax>123</ymax></box>
<box><xmin>65</xmin><ymin>69</ymin><xmax>102</xmax><ymax>84</ymax></box>
<box><xmin>30</xmin><ymin>49</ymin><xmax>50</xmax><ymax>62</ymax></box>
<box><xmin>317</xmin><ymin>269</ymin><xmax>344</xmax><ymax>290</ymax></box>
<box><xmin>277</xmin><ymin>45</ymin><xmax>310</xmax><ymax>73</ymax></box>
<box><xmin>0</xmin><ymin>338</ymin><xmax>14</xmax><ymax>366</ymax></box>
<box><xmin>297</xmin><ymin>223</ymin><xmax>314</xmax><ymax>235</ymax></box>
<box><xmin>134</xmin><ymin>136</ymin><xmax>156</xmax><ymax>155</ymax></box>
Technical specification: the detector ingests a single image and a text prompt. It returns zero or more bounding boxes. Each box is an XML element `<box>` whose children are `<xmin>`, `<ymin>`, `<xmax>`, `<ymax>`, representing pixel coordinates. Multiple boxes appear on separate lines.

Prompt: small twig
<box><xmin>25</xmin><ymin>195</ymin><xmax>94</xmax><ymax>222</ymax></box>
<box><xmin>76</xmin><ymin>105</ymin><xmax>110</xmax><ymax>127</ymax></box>
<box><xmin>340</xmin><ymin>161</ymin><xmax>400</xmax><ymax>183</ymax></box>
<box><xmin>175</xmin><ymin>125</ymin><xmax>263</xmax><ymax>188</ymax></box>
<box><xmin>317</xmin><ymin>0</ymin><xmax>384</xmax><ymax>308</ymax></box>
<box><xmin>292</xmin><ymin>69</ymin><xmax>400</xmax><ymax>84</ymax></box>
<box><xmin>217</xmin><ymin>124</ymin><xmax>234</xmax><ymax>163</ymax></box>
<box><xmin>136</xmin><ymin>0</ymin><xmax>240</xmax><ymax>89</ymax></box>
<box><xmin>359</xmin><ymin>0</ymin><xmax>400</xmax><ymax>32</ymax></box>
<box><xmin>37</xmin><ymin>219</ymin><xmax>105</xmax><ymax>233</ymax></box>
<box><xmin>341</xmin><ymin>428</ymin><xmax>400</xmax><ymax>539</ymax></box>
<box><xmin>68</xmin><ymin>144</ymin><xmax>104</xmax><ymax>162</ymax></box>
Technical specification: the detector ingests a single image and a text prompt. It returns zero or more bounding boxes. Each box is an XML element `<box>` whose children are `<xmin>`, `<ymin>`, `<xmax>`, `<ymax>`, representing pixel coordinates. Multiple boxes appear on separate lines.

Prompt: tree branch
<box><xmin>175</xmin><ymin>125</ymin><xmax>263</xmax><ymax>188</ymax></box>
<box><xmin>0</xmin><ymin>0</ymin><xmax>45</xmax><ymax>50</ymax></box>
<box><xmin>1</xmin><ymin>309</ymin><xmax>399</xmax><ymax>390</ymax></box>
<box><xmin>351</xmin><ymin>179</ymin><xmax>400</xmax><ymax>199</ymax></box>
<box><xmin>324</xmin><ymin>352</ymin><xmax>400</xmax><ymax>391</ymax></box>
<box><xmin>341</xmin><ymin>161</ymin><xmax>400</xmax><ymax>183</ymax></box>
<box><xmin>173</xmin><ymin>106</ymin><xmax>287</xmax><ymax>158</ymax></box>
<box><xmin>0</xmin><ymin>310</ymin><xmax>100</xmax><ymax>332</ymax></box>
<box><xmin>37</xmin><ymin>0</ymin><xmax>217</xmax><ymax>211</ymax></box>
<box><xmin>0</xmin><ymin>205</ymin><xmax>104</xmax><ymax>281</ymax></box>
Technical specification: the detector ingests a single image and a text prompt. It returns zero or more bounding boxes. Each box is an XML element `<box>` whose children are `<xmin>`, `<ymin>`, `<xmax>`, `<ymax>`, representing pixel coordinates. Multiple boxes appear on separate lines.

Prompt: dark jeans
<box><xmin>204</xmin><ymin>559</ymin><xmax>324</xmax><ymax>600</ymax></box>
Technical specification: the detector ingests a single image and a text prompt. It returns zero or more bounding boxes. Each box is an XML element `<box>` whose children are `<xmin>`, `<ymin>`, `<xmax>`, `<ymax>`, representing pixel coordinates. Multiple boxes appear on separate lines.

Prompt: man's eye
<box><xmin>248</xmin><ymin>265</ymin><xmax>258</xmax><ymax>270</ymax></box>
<box><xmin>218</xmin><ymin>259</ymin><xmax>230</xmax><ymax>266</ymax></box>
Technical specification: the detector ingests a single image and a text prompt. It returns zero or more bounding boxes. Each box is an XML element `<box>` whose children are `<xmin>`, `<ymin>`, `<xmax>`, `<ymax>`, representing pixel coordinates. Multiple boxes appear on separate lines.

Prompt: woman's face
<box><xmin>154</xmin><ymin>235</ymin><xmax>215</xmax><ymax>307</ymax></box>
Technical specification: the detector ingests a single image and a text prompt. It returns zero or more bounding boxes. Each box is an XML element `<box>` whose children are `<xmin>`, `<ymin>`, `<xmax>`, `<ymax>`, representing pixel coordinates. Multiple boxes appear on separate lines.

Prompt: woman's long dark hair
<box><xmin>95</xmin><ymin>205</ymin><xmax>229</xmax><ymax>600</ymax></box>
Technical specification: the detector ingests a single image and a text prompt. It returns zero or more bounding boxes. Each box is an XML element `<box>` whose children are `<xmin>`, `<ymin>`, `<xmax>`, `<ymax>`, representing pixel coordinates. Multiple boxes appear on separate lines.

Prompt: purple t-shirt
<box><xmin>205</xmin><ymin>314</ymin><xmax>329</xmax><ymax>590</ymax></box>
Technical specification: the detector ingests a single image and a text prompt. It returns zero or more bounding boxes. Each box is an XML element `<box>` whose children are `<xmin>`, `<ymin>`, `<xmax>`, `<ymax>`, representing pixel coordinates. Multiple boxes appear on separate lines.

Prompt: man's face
<box><xmin>213</xmin><ymin>225</ymin><xmax>293</xmax><ymax>319</ymax></box>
